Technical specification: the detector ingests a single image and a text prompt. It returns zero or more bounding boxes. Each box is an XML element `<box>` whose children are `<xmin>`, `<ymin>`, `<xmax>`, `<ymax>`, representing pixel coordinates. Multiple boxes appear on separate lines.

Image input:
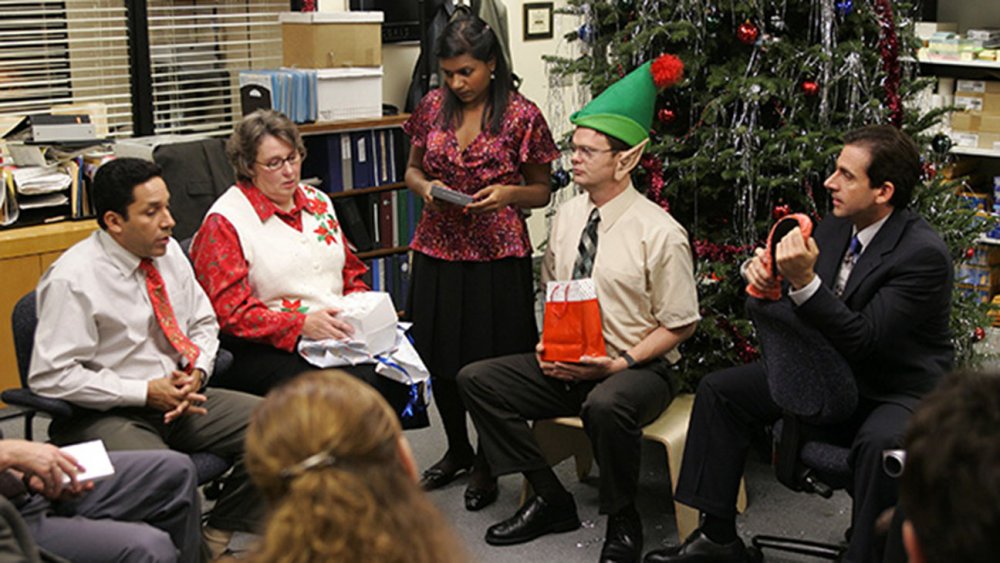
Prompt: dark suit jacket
<box><xmin>154</xmin><ymin>139</ymin><xmax>234</xmax><ymax>241</ymax></box>
<box><xmin>794</xmin><ymin>208</ymin><xmax>954</xmax><ymax>409</ymax></box>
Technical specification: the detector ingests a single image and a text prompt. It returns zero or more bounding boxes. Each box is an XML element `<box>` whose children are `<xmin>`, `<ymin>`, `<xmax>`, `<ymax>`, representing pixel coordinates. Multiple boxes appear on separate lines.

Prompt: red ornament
<box><xmin>801</xmin><ymin>80</ymin><xmax>820</xmax><ymax>96</ymax></box>
<box><xmin>966</xmin><ymin>247</ymin><xmax>976</xmax><ymax>260</ymax></box>
<box><xmin>736</xmin><ymin>21</ymin><xmax>760</xmax><ymax>45</ymax></box>
<box><xmin>658</xmin><ymin>108</ymin><xmax>677</xmax><ymax>125</ymax></box>
<box><xmin>772</xmin><ymin>204</ymin><xmax>791</xmax><ymax>220</ymax></box>
<box><xmin>650</xmin><ymin>53</ymin><xmax>685</xmax><ymax>89</ymax></box>
<box><xmin>922</xmin><ymin>162</ymin><xmax>937</xmax><ymax>180</ymax></box>
<box><xmin>974</xmin><ymin>326</ymin><xmax>986</xmax><ymax>342</ymax></box>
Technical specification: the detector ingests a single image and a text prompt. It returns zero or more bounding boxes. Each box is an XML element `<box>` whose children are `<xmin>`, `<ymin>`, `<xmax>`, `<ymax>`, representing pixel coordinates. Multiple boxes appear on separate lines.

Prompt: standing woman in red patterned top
<box><xmin>403</xmin><ymin>12</ymin><xmax>559</xmax><ymax>510</ymax></box>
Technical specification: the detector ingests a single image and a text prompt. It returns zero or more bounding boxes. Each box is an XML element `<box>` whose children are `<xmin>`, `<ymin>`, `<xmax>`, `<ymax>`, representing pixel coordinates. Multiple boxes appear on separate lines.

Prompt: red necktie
<box><xmin>140</xmin><ymin>258</ymin><xmax>200</xmax><ymax>373</ymax></box>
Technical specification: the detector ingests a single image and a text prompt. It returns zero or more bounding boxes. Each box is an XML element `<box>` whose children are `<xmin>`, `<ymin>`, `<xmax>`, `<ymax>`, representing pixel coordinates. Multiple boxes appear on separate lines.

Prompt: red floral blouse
<box><xmin>190</xmin><ymin>184</ymin><xmax>369</xmax><ymax>352</ymax></box>
<box><xmin>403</xmin><ymin>88</ymin><xmax>560</xmax><ymax>261</ymax></box>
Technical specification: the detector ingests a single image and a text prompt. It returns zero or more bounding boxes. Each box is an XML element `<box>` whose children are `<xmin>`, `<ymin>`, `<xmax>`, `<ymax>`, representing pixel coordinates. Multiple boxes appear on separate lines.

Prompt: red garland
<box><xmin>692</xmin><ymin>239</ymin><xmax>752</xmax><ymax>263</ymax></box>
<box><xmin>874</xmin><ymin>0</ymin><xmax>902</xmax><ymax>127</ymax></box>
<box><xmin>640</xmin><ymin>154</ymin><xmax>669</xmax><ymax>212</ymax></box>
<box><xmin>716</xmin><ymin>316</ymin><xmax>759</xmax><ymax>363</ymax></box>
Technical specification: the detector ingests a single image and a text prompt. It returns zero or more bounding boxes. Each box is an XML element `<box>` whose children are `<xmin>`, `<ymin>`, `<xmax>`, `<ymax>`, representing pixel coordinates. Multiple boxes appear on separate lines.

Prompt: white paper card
<box><xmin>60</xmin><ymin>440</ymin><xmax>115</xmax><ymax>484</ymax></box>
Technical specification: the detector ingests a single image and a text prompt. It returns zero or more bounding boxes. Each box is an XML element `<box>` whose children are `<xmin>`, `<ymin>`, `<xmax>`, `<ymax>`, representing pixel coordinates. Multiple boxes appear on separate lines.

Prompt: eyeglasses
<box><xmin>568</xmin><ymin>145</ymin><xmax>617</xmax><ymax>161</ymax></box>
<box><xmin>256</xmin><ymin>152</ymin><xmax>303</xmax><ymax>171</ymax></box>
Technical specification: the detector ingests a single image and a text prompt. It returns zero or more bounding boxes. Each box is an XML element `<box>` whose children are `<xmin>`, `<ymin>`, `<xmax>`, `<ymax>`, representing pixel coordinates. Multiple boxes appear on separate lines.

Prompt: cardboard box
<box><xmin>978</xmin><ymin>131</ymin><xmax>1000</xmax><ymax>151</ymax></box>
<box><xmin>955</xmin><ymin>93</ymin><xmax>984</xmax><ymax>112</ymax></box>
<box><xmin>955</xmin><ymin>80</ymin><xmax>1000</xmax><ymax>94</ymax></box>
<box><xmin>986</xmin><ymin>93</ymin><xmax>1000</xmax><ymax>115</ymax></box>
<box><xmin>951</xmin><ymin>131</ymin><xmax>980</xmax><ymax>148</ymax></box>
<box><xmin>916</xmin><ymin>22</ymin><xmax>958</xmax><ymax>42</ymax></box>
<box><xmin>982</xmin><ymin>114</ymin><xmax>1000</xmax><ymax>133</ymax></box>
<box><xmin>967</xmin><ymin>29</ymin><xmax>1000</xmax><ymax>41</ymax></box>
<box><xmin>952</xmin><ymin>111</ymin><xmax>982</xmax><ymax>132</ymax></box>
<box><xmin>316</xmin><ymin>67</ymin><xmax>383</xmax><ymax>122</ymax></box>
<box><xmin>280</xmin><ymin>11</ymin><xmax>382</xmax><ymax>68</ymax></box>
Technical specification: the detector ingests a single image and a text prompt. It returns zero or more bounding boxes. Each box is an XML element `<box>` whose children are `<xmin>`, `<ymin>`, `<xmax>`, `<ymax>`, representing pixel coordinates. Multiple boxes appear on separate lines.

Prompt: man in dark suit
<box><xmin>644</xmin><ymin>125</ymin><xmax>954</xmax><ymax>563</ymax></box>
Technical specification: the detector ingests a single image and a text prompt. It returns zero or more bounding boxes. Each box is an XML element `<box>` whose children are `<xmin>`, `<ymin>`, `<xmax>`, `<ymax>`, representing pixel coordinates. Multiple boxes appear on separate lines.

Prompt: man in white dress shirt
<box><xmin>28</xmin><ymin>157</ymin><xmax>264</xmax><ymax>555</ymax></box>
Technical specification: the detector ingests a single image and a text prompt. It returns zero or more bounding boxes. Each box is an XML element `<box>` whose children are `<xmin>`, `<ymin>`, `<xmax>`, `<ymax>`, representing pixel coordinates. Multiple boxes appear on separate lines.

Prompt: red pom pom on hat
<box><xmin>650</xmin><ymin>54</ymin><xmax>684</xmax><ymax>89</ymax></box>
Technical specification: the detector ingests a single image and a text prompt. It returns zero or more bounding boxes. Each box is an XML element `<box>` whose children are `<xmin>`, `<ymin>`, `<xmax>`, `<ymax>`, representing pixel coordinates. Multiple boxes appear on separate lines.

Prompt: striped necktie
<box><xmin>833</xmin><ymin>235</ymin><xmax>863</xmax><ymax>298</ymax></box>
<box><xmin>572</xmin><ymin>208</ymin><xmax>601</xmax><ymax>279</ymax></box>
<box><xmin>140</xmin><ymin>258</ymin><xmax>200</xmax><ymax>372</ymax></box>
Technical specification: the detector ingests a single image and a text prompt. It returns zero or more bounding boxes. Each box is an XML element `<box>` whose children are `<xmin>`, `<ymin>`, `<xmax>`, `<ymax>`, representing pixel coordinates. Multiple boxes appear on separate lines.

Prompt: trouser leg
<box><xmin>164</xmin><ymin>388</ymin><xmax>264</xmax><ymax>534</ymax></box>
<box><xmin>458</xmin><ymin>353</ymin><xmax>586</xmax><ymax>477</ymax></box>
<box><xmin>843</xmin><ymin>401</ymin><xmax>910</xmax><ymax>563</ymax></box>
<box><xmin>674</xmin><ymin>363</ymin><xmax>781</xmax><ymax>519</ymax></box>
<box><xmin>581</xmin><ymin>366</ymin><xmax>674</xmax><ymax>514</ymax></box>
<box><xmin>22</xmin><ymin>452</ymin><xmax>196</xmax><ymax>563</ymax></box>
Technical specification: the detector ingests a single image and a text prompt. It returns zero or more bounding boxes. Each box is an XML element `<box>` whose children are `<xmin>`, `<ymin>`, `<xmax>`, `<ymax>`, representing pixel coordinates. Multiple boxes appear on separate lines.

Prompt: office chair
<box><xmin>4</xmin><ymin>291</ymin><xmax>233</xmax><ymax>486</ymax></box>
<box><xmin>744</xmin><ymin>296</ymin><xmax>859</xmax><ymax>561</ymax></box>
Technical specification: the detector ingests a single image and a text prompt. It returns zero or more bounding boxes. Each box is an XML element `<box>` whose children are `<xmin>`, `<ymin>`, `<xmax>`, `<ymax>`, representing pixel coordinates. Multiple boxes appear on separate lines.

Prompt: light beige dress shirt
<box><xmin>542</xmin><ymin>185</ymin><xmax>700</xmax><ymax>363</ymax></box>
<box><xmin>29</xmin><ymin>230</ymin><xmax>219</xmax><ymax>410</ymax></box>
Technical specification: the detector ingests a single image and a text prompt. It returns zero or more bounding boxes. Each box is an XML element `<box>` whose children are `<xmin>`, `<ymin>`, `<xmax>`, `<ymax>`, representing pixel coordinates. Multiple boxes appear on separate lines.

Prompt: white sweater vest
<box><xmin>206</xmin><ymin>185</ymin><xmax>346</xmax><ymax>313</ymax></box>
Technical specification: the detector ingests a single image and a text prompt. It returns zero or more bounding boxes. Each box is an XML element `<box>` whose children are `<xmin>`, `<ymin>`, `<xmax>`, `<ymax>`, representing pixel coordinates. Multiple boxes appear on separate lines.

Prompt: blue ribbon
<box><xmin>375</xmin><ymin>355</ymin><xmax>426</xmax><ymax>421</ymax></box>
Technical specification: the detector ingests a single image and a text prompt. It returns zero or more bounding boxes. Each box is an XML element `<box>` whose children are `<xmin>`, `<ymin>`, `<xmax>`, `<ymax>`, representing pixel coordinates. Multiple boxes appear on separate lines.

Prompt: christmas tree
<box><xmin>545</xmin><ymin>0</ymin><xmax>990</xmax><ymax>388</ymax></box>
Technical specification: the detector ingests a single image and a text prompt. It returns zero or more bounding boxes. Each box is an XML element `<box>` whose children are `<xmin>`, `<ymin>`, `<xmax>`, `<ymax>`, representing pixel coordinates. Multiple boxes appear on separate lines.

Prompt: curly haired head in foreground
<box><xmin>246</xmin><ymin>369</ymin><xmax>465</xmax><ymax>563</ymax></box>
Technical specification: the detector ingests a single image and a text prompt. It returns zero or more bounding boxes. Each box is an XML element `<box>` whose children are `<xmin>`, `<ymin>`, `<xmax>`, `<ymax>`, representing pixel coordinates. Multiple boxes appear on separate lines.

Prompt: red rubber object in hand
<box><xmin>746</xmin><ymin>214</ymin><xmax>814</xmax><ymax>301</ymax></box>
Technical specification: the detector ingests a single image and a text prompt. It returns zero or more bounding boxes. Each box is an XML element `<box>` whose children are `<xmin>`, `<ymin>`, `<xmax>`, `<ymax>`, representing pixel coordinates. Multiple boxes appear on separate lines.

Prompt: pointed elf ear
<box><xmin>614</xmin><ymin>138</ymin><xmax>649</xmax><ymax>181</ymax></box>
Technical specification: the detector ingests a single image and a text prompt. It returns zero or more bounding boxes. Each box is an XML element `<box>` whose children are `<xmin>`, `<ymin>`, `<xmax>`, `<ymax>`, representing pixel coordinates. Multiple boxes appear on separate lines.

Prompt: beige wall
<box><xmin>937</xmin><ymin>0</ymin><xmax>1000</xmax><ymax>31</ymax></box>
<box><xmin>380</xmin><ymin>1</ymin><xmax>581</xmax><ymax>250</ymax></box>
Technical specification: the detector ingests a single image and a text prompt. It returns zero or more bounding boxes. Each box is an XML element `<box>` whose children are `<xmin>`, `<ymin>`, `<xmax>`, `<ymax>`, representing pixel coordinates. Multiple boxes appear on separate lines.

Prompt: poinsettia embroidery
<box><xmin>304</xmin><ymin>195</ymin><xmax>328</xmax><ymax>216</ymax></box>
<box><xmin>303</xmin><ymin>188</ymin><xmax>340</xmax><ymax>246</ymax></box>
<box><xmin>314</xmin><ymin>220</ymin><xmax>340</xmax><ymax>245</ymax></box>
<box><xmin>280</xmin><ymin>298</ymin><xmax>309</xmax><ymax>314</ymax></box>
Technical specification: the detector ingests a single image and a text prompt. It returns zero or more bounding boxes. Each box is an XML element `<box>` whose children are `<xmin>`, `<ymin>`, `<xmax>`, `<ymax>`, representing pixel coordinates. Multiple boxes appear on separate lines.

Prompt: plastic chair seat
<box><xmin>525</xmin><ymin>394</ymin><xmax>748</xmax><ymax>541</ymax></box>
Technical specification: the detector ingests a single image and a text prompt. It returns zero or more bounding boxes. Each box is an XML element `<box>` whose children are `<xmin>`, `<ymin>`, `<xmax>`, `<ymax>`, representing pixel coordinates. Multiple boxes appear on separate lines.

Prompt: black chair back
<box><xmin>12</xmin><ymin>291</ymin><xmax>37</xmax><ymax>388</ymax></box>
<box><xmin>747</xmin><ymin>296</ymin><xmax>857</xmax><ymax>425</ymax></box>
<box><xmin>6</xmin><ymin>290</ymin><xmax>231</xmax><ymax>485</ymax></box>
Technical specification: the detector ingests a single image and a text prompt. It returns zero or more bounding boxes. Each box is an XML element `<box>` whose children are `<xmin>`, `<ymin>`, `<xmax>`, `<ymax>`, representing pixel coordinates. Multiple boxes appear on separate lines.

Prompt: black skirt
<box><xmin>407</xmin><ymin>252</ymin><xmax>539</xmax><ymax>381</ymax></box>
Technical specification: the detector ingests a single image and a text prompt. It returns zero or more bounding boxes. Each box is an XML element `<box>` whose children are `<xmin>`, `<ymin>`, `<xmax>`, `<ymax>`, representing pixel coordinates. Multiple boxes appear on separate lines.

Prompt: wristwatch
<box><xmin>621</xmin><ymin>352</ymin><xmax>637</xmax><ymax>369</ymax></box>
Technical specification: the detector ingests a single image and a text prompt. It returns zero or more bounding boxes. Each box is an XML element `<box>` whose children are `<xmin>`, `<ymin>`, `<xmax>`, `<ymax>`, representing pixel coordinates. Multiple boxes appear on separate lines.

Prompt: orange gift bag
<box><xmin>541</xmin><ymin>279</ymin><xmax>607</xmax><ymax>362</ymax></box>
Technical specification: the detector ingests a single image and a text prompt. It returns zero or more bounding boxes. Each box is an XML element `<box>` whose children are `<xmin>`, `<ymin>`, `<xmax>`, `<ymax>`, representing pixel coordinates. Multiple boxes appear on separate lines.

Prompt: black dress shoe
<box><xmin>643</xmin><ymin>528</ymin><xmax>747</xmax><ymax>563</ymax></box>
<box><xmin>600</xmin><ymin>508</ymin><xmax>643</xmax><ymax>563</ymax></box>
<box><xmin>485</xmin><ymin>495</ymin><xmax>580</xmax><ymax>546</ymax></box>
<box><xmin>464</xmin><ymin>483</ymin><xmax>499</xmax><ymax>511</ymax></box>
<box><xmin>419</xmin><ymin>457</ymin><xmax>473</xmax><ymax>491</ymax></box>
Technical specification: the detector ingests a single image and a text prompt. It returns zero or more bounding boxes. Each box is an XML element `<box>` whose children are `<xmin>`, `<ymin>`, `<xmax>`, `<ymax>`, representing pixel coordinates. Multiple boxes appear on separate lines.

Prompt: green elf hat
<box><xmin>570</xmin><ymin>53</ymin><xmax>684</xmax><ymax>147</ymax></box>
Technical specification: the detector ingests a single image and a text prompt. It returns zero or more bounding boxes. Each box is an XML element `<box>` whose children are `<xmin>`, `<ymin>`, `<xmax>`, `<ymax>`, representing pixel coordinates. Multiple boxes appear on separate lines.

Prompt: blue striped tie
<box><xmin>833</xmin><ymin>235</ymin><xmax>863</xmax><ymax>298</ymax></box>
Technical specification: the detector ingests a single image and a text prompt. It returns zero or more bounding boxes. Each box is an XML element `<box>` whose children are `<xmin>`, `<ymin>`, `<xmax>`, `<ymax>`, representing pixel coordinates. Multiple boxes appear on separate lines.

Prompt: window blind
<box><xmin>0</xmin><ymin>0</ymin><xmax>133</xmax><ymax>138</ymax></box>
<box><xmin>146</xmin><ymin>0</ymin><xmax>284</xmax><ymax>135</ymax></box>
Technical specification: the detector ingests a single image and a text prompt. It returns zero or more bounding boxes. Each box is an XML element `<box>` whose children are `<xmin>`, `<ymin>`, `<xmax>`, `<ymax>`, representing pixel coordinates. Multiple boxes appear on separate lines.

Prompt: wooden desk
<box><xmin>0</xmin><ymin>221</ymin><xmax>98</xmax><ymax>396</ymax></box>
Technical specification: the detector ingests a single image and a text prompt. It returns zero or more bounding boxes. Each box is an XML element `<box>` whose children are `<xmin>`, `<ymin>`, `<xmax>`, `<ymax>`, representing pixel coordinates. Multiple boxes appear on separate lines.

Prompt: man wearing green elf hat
<box><xmin>458</xmin><ymin>54</ymin><xmax>699</xmax><ymax>563</ymax></box>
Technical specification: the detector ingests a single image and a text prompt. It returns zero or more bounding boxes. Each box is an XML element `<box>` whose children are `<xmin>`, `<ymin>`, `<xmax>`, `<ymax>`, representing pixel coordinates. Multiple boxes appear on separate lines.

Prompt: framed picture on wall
<box><xmin>523</xmin><ymin>2</ymin><xmax>554</xmax><ymax>41</ymax></box>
